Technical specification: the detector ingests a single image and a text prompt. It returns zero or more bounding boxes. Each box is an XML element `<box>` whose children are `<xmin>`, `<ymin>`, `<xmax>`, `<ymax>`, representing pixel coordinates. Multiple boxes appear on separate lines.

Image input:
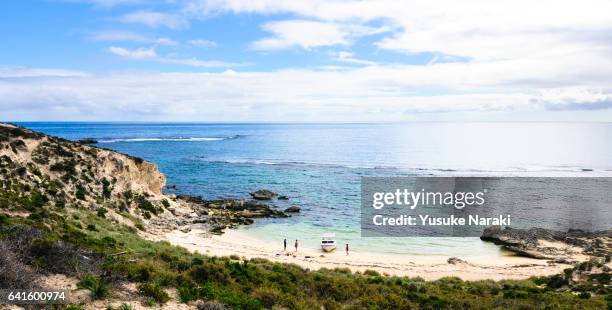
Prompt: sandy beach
<box><xmin>163</xmin><ymin>227</ymin><xmax>574</xmax><ymax>281</ymax></box>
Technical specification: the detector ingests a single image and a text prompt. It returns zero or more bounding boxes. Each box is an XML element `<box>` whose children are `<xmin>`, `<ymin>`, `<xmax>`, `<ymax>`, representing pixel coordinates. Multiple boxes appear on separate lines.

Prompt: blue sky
<box><xmin>2</xmin><ymin>0</ymin><xmax>612</xmax><ymax>122</ymax></box>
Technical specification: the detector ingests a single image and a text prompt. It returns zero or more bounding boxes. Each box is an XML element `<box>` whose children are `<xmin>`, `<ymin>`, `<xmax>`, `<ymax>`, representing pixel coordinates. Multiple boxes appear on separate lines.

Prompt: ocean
<box><xmin>18</xmin><ymin>122</ymin><xmax>612</xmax><ymax>258</ymax></box>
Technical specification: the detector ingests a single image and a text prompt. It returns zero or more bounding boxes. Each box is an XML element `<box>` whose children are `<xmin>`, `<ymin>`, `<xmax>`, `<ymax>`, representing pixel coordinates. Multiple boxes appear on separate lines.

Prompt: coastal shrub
<box><xmin>579</xmin><ymin>291</ymin><xmax>591</xmax><ymax>299</ymax></box>
<box><xmin>138</xmin><ymin>283</ymin><xmax>170</xmax><ymax>304</ymax></box>
<box><xmin>178</xmin><ymin>285</ymin><xmax>196</xmax><ymax>303</ymax></box>
<box><xmin>50</xmin><ymin>159</ymin><xmax>77</xmax><ymax>175</ymax></box>
<box><xmin>605</xmin><ymin>295</ymin><xmax>612</xmax><ymax>310</ymax></box>
<box><xmin>161</xmin><ymin>199</ymin><xmax>170</xmax><ymax>208</ymax></box>
<box><xmin>128</xmin><ymin>264</ymin><xmax>154</xmax><ymax>282</ymax></box>
<box><xmin>190</xmin><ymin>263</ymin><xmax>232</xmax><ymax>285</ymax></box>
<box><xmin>75</xmin><ymin>185</ymin><xmax>87</xmax><ymax>200</ymax></box>
<box><xmin>118</xmin><ymin>304</ymin><xmax>134</xmax><ymax>310</ymax></box>
<box><xmin>251</xmin><ymin>286</ymin><xmax>282</xmax><ymax>308</ymax></box>
<box><xmin>97</xmin><ymin>207</ymin><xmax>108</xmax><ymax>218</ymax></box>
<box><xmin>0</xmin><ymin>213</ymin><xmax>9</xmax><ymax>225</ymax></box>
<box><xmin>547</xmin><ymin>274</ymin><xmax>568</xmax><ymax>289</ymax></box>
<box><xmin>78</xmin><ymin>274</ymin><xmax>110</xmax><ymax>300</ymax></box>
<box><xmin>26</xmin><ymin>191</ymin><xmax>48</xmax><ymax>210</ymax></box>
<box><xmin>363</xmin><ymin>269</ymin><xmax>380</xmax><ymax>277</ymax></box>
<box><xmin>65</xmin><ymin>305</ymin><xmax>84</xmax><ymax>310</ymax></box>
<box><xmin>102</xmin><ymin>178</ymin><xmax>112</xmax><ymax>199</ymax></box>
<box><xmin>0</xmin><ymin>240</ymin><xmax>40</xmax><ymax>289</ymax></box>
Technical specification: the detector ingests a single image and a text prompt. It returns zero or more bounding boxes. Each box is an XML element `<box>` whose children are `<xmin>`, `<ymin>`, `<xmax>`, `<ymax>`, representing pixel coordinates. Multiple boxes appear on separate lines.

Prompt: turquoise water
<box><xmin>19</xmin><ymin>122</ymin><xmax>612</xmax><ymax>257</ymax></box>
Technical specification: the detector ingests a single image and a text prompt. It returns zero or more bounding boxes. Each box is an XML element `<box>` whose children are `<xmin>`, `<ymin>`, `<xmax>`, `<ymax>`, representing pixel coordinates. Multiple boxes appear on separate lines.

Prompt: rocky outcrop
<box><xmin>249</xmin><ymin>189</ymin><xmax>277</xmax><ymax>200</ymax></box>
<box><xmin>75</xmin><ymin>138</ymin><xmax>98</xmax><ymax>144</ymax></box>
<box><xmin>285</xmin><ymin>206</ymin><xmax>301</xmax><ymax>213</ymax></box>
<box><xmin>168</xmin><ymin>195</ymin><xmax>289</xmax><ymax>234</ymax></box>
<box><xmin>481</xmin><ymin>226</ymin><xmax>612</xmax><ymax>260</ymax></box>
<box><xmin>447</xmin><ymin>257</ymin><xmax>468</xmax><ymax>265</ymax></box>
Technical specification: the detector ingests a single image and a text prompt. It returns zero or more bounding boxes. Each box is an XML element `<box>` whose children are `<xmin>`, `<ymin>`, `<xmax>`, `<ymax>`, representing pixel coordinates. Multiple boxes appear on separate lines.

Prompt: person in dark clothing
<box><xmin>294</xmin><ymin>239</ymin><xmax>299</xmax><ymax>252</ymax></box>
<box><xmin>283</xmin><ymin>238</ymin><xmax>287</xmax><ymax>251</ymax></box>
<box><xmin>346</xmin><ymin>243</ymin><xmax>349</xmax><ymax>255</ymax></box>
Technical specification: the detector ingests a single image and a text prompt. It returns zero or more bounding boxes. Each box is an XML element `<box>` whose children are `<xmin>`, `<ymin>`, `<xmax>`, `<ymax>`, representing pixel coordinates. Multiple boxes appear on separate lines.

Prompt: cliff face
<box><xmin>0</xmin><ymin>123</ymin><xmax>166</xmax><ymax>214</ymax></box>
<box><xmin>0</xmin><ymin>123</ymin><xmax>289</xmax><ymax>236</ymax></box>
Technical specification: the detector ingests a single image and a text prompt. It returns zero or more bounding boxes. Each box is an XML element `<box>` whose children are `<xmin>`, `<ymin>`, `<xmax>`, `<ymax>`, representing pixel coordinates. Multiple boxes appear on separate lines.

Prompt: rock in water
<box><xmin>278</xmin><ymin>195</ymin><xmax>289</xmax><ymax>200</ymax></box>
<box><xmin>285</xmin><ymin>206</ymin><xmax>300</xmax><ymax>213</ymax></box>
<box><xmin>249</xmin><ymin>189</ymin><xmax>277</xmax><ymax>200</ymax></box>
<box><xmin>76</xmin><ymin>138</ymin><xmax>98</xmax><ymax>144</ymax></box>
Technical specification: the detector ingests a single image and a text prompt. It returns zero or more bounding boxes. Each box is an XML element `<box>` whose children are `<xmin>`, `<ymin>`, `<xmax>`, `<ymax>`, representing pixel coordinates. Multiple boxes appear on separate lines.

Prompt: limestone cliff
<box><xmin>0</xmin><ymin>123</ymin><xmax>168</xmax><ymax>219</ymax></box>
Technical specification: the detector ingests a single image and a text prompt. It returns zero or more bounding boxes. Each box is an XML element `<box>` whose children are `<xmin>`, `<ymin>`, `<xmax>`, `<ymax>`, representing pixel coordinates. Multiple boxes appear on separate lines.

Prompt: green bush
<box><xmin>102</xmin><ymin>178</ymin><xmax>112</xmax><ymax>199</ymax></box>
<box><xmin>97</xmin><ymin>207</ymin><xmax>108</xmax><ymax>218</ymax></box>
<box><xmin>78</xmin><ymin>275</ymin><xmax>110</xmax><ymax>300</ymax></box>
<box><xmin>579</xmin><ymin>291</ymin><xmax>591</xmax><ymax>299</ymax></box>
<box><xmin>0</xmin><ymin>213</ymin><xmax>10</xmax><ymax>225</ymax></box>
<box><xmin>138</xmin><ymin>283</ymin><xmax>170</xmax><ymax>304</ymax></box>
<box><xmin>75</xmin><ymin>185</ymin><xmax>87</xmax><ymax>200</ymax></box>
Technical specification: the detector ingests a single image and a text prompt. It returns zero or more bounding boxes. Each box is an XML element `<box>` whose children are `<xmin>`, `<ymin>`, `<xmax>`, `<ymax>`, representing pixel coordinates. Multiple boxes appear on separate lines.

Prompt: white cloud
<box><xmin>0</xmin><ymin>67</ymin><xmax>88</xmax><ymax>78</ymax></box>
<box><xmin>90</xmin><ymin>31</ymin><xmax>178</xmax><ymax>46</ymax></box>
<box><xmin>532</xmin><ymin>88</ymin><xmax>612</xmax><ymax>111</ymax></box>
<box><xmin>329</xmin><ymin>51</ymin><xmax>378</xmax><ymax>66</ymax></box>
<box><xmin>3</xmin><ymin>64</ymin><xmax>612</xmax><ymax>121</ymax></box>
<box><xmin>155</xmin><ymin>38</ymin><xmax>179</xmax><ymax>46</ymax></box>
<box><xmin>188</xmin><ymin>39</ymin><xmax>217</xmax><ymax>48</ymax></box>
<box><xmin>251</xmin><ymin>20</ymin><xmax>385</xmax><ymax>50</ymax></box>
<box><xmin>107</xmin><ymin>46</ymin><xmax>244</xmax><ymax>67</ymax></box>
<box><xmin>118</xmin><ymin>11</ymin><xmax>188</xmax><ymax>29</ymax></box>
<box><xmin>189</xmin><ymin>0</ymin><xmax>612</xmax><ymax>60</ymax></box>
<box><xmin>156</xmin><ymin>57</ymin><xmax>245</xmax><ymax>68</ymax></box>
<box><xmin>6</xmin><ymin>0</ymin><xmax>612</xmax><ymax>121</ymax></box>
<box><xmin>108</xmin><ymin>46</ymin><xmax>157</xmax><ymax>59</ymax></box>
<box><xmin>91</xmin><ymin>31</ymin><xmax>149</xmax><ymax>42</ymax></box>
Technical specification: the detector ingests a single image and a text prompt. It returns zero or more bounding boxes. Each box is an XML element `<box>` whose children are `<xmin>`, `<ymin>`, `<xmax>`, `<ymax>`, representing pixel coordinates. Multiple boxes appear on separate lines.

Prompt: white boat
<box><xmin>321</xmin><ymin>233</ymin><xmax>337</xmax><ymax>252</ymax></box>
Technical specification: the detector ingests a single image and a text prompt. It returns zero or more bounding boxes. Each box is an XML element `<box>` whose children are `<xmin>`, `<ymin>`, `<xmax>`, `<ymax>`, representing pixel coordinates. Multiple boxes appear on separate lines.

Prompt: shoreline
<box><xmin>161</xmin><ymin>226</ymin><xmax>574</xmax><ymax>281</ymax></box>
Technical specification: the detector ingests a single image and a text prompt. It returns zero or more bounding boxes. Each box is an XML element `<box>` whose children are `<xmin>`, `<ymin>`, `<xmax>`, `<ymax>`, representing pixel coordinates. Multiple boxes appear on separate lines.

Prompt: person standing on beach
<box><xmin>294</xmin><ymin>239</ymin><xmax>299</xmax><ymax>252</ymax></box>
<box><xmin>283</xmin><ymin>238</ymin><xmax>287</xmax><ymax>252</ymax></box>
<box><xmin>346</xmin><ymin>243</ymin><xmax>349</xmax><ymax>255</ymax></box>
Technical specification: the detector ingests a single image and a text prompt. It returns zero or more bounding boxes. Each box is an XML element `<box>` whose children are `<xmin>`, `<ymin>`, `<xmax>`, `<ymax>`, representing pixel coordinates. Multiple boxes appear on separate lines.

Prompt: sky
<box><xmin>2</xmin><ymin>0</ymin><xmax>612</xmax><ymax>122</ymax></box>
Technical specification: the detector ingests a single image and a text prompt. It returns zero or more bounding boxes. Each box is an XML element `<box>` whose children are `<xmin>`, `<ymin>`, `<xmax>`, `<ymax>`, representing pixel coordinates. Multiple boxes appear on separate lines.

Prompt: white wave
<box><xmin>198</xmin><ymin>159</ymin><xmax>612</xmax><ymax>176</ymax></box>
<box><xmin>98</xmin><ymin>136</ymin><xmax>236</xmax><ymax>143</ymax></box>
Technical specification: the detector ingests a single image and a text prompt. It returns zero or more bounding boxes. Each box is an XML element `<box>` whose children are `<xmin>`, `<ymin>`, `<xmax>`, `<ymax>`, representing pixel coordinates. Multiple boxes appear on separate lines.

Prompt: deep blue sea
<box><xmin>18</xmin><ymin>122</ymin><xmax>612</xmax><ymax>257</ymax></box>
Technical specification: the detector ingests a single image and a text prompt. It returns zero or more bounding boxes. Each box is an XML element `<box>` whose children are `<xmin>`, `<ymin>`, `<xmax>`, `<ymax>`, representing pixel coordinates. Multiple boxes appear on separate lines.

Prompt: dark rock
<box><xmin>277</xmin><ymin>195</ymin><xmax>289</xmax><ymax>200</ymax></box>
<box><xmin>447</xmin><ymin>257</ymin><xmax>467</xmax><ymax>264</ymax></box>
<box><xmin>249</xmin><ymin>189</ymin><xmax>277</xmax><ymax>200</ymax></box>
<box><xmin>285</xmin><ymin>206</ymin><xmax>301</xmax><ymax>213</ymax></box>
<box><xmin>481</xmin><ymin>226</ymin><xmax>612</xmax><ymax>260</ymax></box>
<box><xmin>76</xmin><ymin>138</ymin><xmax>98</xmax><ymax>144</ymax></box>
<box><xmin>176</xmin><ymin>195</ymin><xmax>289</xmax><ymax>234</ymax></box>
